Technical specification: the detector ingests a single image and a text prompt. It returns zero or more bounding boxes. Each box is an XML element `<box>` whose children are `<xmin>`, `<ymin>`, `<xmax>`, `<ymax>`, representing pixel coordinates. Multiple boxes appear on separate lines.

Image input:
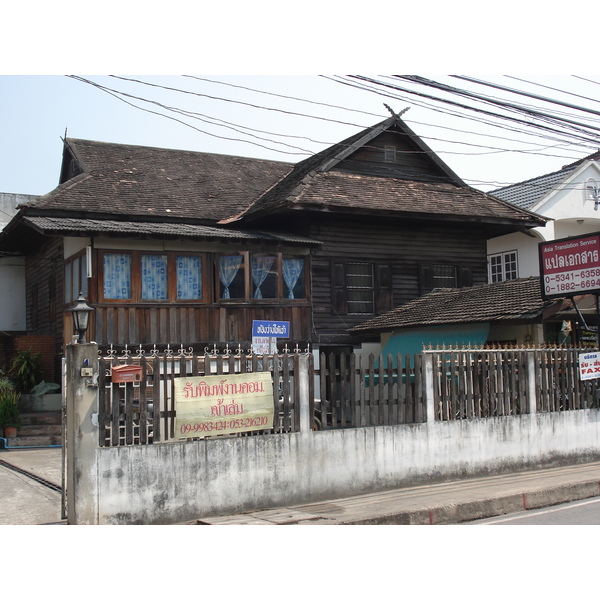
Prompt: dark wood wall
<box><xmin>24</xmin><ymin>236</ymin><xmax>64</xmax><ymax>381</ymax></box>
<box><xmin>86</xmin><ymin>303</ymin><xmax>311</xmax><ymax>349</ymax></box>
<box><xmin>332</xmin><ymin>129</ymin><xmax>453</xmax><ymax>183</ymax></box>
<box><xmin>307</xmin><ymin>214</ymin><xmax>488</xmax><ymax>345</ymax></box>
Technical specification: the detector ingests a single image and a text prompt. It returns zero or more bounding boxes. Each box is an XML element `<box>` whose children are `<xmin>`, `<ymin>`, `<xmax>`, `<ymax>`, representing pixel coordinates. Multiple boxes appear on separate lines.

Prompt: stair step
<box><xmin>17</xmin><ymin>424</ymin><xmax>62</xmax><ymax>437</ymax></box>
<box><xmin>5</xmin><ymin>434</ymin><xmax>62</xmax><ymax>447</ymax></box>
<box><xmin>19</xmin><ymin>412</ymin><xmax>62</xmax><ymax>426</ymax></box>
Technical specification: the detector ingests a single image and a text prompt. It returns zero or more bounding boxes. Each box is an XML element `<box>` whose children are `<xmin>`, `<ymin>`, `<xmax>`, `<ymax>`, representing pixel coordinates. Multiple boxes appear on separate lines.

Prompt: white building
<box><xmin>487</xmin><ymin>151</ymin><xmax>600</xmax><ymax>281</ymax></box>
<box><xmin>0</xmin><ymin>193</ymin><xmax>36</xmax><ymax>331</ymax></box>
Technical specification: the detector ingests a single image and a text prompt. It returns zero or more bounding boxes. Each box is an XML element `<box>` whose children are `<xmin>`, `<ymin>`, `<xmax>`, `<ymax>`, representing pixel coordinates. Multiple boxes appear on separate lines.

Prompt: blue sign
<box><xmin>252</xmin><ymin>320</ymin><xmax>290</xmax><ymax>338</ymax></box>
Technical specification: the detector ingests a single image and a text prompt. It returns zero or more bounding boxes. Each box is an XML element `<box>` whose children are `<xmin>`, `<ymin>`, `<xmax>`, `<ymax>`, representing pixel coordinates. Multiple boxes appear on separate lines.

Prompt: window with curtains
<box><xmin>99</xmin><ymin>250</ymin><xmax>307</xmax><ymax>304</ymax></box>
<box><xmin>217</xmin><ymin>253</ymin><xmax>307</xmax><ymax>302</ymax></box>
<box><xmin>100</xmin><ymin>251</ymin><xmax>206</xmax><ymax>303</ymax></box>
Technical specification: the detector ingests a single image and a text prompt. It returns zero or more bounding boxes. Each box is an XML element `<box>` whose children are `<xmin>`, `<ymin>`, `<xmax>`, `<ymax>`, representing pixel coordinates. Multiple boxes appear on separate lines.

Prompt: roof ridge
<box><xmin>65</xmin><ymin>137</ymin><xmax>294</xmax><ymax>166</ymax></box>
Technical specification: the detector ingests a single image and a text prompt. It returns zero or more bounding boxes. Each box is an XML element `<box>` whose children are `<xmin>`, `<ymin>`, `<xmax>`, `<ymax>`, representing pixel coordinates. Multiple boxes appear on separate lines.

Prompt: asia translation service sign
<box><xmin>539</xmin><ymin>233</ymin><xmax>600</xmax><ymax>298</ymax></box>
<box><xmin>174</xmin><ymin>372</ymin><xmax>274</xmax><ymax>438</ymax></box>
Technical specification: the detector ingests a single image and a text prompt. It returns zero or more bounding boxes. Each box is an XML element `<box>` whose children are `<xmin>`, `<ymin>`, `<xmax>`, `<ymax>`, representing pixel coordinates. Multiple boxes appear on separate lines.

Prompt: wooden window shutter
<box><xmin>458</xmin><ymin>267</ymin><xmax>473</xmax><ymax>288</ymax></box>
<box><xmin>419</xmin><ymin>264</ymin><xmax>434</xmax><ymax>295</ymax></box>
<box><xmin>376</xmin><ymin>264</ymin><xmax>393</xmax><ymax>313</ymax></box>
<box><xmin>331</xmin><ymin>262</ymin><xmax>348</xmax><ymax>315</ymax></box>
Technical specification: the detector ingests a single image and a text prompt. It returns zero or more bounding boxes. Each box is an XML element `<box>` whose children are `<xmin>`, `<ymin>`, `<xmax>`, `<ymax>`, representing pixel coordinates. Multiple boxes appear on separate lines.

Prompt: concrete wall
<box><xmin>90</xmin><ymin>408</ymin><xmax>600</xmax><ymax>525</ymax></box>
<box><xmin>67</xmin><ymin>344</ymin><xmax>600</xmax><ymax>525</ymax></box>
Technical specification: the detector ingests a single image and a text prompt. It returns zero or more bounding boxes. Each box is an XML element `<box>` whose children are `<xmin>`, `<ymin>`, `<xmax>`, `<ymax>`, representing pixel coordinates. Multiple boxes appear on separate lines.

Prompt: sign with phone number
<box><xmin>539</xmin><ymin>233</ymin><xmax>600</xmax><ymax>298</ymax></box>
<box><xmin>174</xmin><ymin>372</ymin><xmax>274</xmax><ymax>438</ymax></box>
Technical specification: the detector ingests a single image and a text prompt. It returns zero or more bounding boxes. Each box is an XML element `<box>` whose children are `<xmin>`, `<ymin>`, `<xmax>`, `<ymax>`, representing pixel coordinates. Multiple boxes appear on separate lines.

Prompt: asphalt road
<box><xmin>467</xmin><ymin>497</ymin><xmax>600</xmax><ymax>525</ymax></box>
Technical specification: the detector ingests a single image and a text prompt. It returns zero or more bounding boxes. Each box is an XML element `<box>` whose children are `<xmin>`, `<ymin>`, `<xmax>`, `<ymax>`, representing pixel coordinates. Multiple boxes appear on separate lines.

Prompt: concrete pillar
<box><xmin>65</xmin><ymin>342</ymin><xmax>100</xmax><ymax>525</ymax></box>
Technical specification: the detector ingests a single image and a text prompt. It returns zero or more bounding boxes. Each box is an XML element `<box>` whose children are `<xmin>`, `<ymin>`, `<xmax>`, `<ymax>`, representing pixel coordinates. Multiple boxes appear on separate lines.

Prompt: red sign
<box><xmin>539</xmin><ymin>233</ymin><xmax>600</xmax><ymax>298</ymax></box>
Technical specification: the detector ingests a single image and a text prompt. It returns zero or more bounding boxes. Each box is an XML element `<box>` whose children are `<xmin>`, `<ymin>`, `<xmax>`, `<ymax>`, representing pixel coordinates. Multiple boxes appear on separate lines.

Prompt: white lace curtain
<box><xmin>219</xmin><ymin>255</ymin><xmax>243</xmax><ymax>299</ymax></box>
<box><xmin>282</xmin><ymin>257</ymin><xmax>304</xmax><ymax>299</ymax></box>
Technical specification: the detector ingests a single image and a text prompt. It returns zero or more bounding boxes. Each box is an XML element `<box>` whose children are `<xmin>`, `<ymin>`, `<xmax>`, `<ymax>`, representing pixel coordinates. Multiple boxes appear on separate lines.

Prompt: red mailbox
<box><xmin>111</xmin><ymin>364</ymin><xmax>143</xmax><ymax>383</ymax></box>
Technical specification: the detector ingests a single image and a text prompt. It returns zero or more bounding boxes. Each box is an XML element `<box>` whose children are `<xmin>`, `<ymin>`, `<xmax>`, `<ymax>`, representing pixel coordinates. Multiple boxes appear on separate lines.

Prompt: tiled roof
<box><xmin>27</xmin><ymin>139</ymin><xmax>293</xmax><ymax>222</ymax></box>
<box><xmin>349</xmin><ymin>277</ymin><xmax>560</xmax><ymax>333</ymax></box>
<box><xmin>22</xmin><ymin>216</ymin><xmax>320</xmax><ymax>245</ymax></box>
<box><xmin>234</xmin><ymin>118</ymin><xmax>546</xmax><ymax>227</ymax></box>
<box><xmin>491</xmin><ymin>150</ymin><xmax>600</xmax><ymax>210</ymax></box>
<box><xmin>282</xmin><ymin>172</ymin><xmax>543</xmax><ymax>222</ymax></box>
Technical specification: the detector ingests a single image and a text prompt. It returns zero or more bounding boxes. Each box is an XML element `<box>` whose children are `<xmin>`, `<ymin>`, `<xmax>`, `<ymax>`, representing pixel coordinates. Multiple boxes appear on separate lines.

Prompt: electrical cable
<box><xmin>67</xmin><ymin>74</ymin><xmax>600</xmax><ymax>190</ymax></box>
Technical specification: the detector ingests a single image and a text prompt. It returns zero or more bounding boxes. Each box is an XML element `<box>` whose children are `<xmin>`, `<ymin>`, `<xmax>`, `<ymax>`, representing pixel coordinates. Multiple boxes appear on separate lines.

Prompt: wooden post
<box><xmin>298</xmin><ymin>354</ymin><xmax>311</xmax><ymax>433</ymax></box>
<box><xmin>423</xmin><ymin>353</ymin><xmax>436</xmax><ymax>424</ymax></box>
<box><xmin>527</xmin><ymin>351</ymin><xmax>537</xmax><ymax>415</ymax></box>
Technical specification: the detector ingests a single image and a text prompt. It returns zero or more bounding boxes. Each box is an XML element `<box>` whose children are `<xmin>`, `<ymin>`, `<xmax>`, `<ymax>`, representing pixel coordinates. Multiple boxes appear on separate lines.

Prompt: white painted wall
<box><xmin>0</xmin><ymin>256</ymin><xmax>25</xmax><ymax>330</ymax></box>
<box><xmin>92</xmin><ymin>410</ymin><xmax>600</xmax><ymax>524</ymax></box>
<box><xmin>488</xmin><ymin>161</ymin><xmax>600</xmax><ymax>279</ymax></box>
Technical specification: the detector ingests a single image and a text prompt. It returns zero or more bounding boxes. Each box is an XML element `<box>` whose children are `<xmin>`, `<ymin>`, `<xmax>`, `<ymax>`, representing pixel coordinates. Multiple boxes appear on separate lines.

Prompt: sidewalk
<box><xmin>193</xmin><ymin>461</ymin><xmax>600</xmax><ymax>525</ymax></box>
<box><xmin>0</xmin><ymin>447</ymin><xmax>65</xmax><ymax>525</ymax></box>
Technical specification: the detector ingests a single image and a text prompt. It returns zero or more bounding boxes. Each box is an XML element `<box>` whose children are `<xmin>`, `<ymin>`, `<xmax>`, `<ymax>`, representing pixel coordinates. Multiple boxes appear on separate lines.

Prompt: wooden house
<box><xmin>0</xmin><ymin>115</ymin><xmax>545</xmax><ymax>380</ymax></box>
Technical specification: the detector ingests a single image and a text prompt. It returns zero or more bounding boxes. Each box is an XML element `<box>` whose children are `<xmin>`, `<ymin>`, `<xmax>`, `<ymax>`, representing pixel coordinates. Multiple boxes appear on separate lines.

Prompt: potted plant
<box><xmin>0</xmin><ymin>379</ymin><xmax>21</xmax><ymax>438</ymax></box>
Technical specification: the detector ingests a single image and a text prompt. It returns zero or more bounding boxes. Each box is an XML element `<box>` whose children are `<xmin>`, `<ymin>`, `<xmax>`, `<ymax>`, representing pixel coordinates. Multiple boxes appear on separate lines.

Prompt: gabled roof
<box><xmin>349</xmin><ymin>277</ymin><xmax>562</xmax><ymax>334</ymax></box>
<box><xmin>491</xmin><ymin>150</ymin><xmax>600</xmax><ymax>210</ymax></box>
<box><xmin>27</xmin><ymin>138</ymin><xmax>293</xmax><ymax>223</ymax></box>
<box><xmin>230</xmin><ymin>117</ymin><xmax>546</xmax><ymax>228</ymax></box>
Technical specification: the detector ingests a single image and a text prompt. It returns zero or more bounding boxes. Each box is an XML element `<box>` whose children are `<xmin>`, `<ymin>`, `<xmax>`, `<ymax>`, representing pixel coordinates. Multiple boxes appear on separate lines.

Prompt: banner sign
<box><xmin>579</xmin><ymin>352</ymin><xmax>600</xmax><ymax>381</ymax></box>
<box><xmin>174</xmin><ymin>372</ymin><xmax>274</xmax><ymax>437</ymax></box>
<box><xmin>252</xmin><ymin>320</ymin><xmax>290</xmax><ymax>338</ymax></box>
<box><xmin>539</xmin><ymin>233</ymin><xmax>600</xmax><ymax>298</ymax></box>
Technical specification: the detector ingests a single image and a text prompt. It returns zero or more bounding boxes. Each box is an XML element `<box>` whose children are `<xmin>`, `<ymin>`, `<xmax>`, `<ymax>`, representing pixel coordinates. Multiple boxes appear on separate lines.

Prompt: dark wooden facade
<box><xmin>295</xmin><ymin>214</ymin><xmax>487</xmax><ymax>346</ymax></box>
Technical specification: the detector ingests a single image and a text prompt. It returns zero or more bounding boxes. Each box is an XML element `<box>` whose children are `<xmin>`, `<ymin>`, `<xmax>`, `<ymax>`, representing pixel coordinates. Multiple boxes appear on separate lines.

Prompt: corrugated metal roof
<box><xmin>23</xmin><ymin>216</ymin><xmax>320</xmax><ymax>245</ymax></box>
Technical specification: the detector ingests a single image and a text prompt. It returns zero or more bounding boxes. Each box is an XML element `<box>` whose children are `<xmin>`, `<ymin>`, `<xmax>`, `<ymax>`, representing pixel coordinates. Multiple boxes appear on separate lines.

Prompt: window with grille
<box><xmin>432</xmin><ymin>264</ymin><xmax>457</xmax><ymax>288</ymax></box>
<box><xmin>346</xmin><ymin>262</ymin><xmax>374</xmax><ymax>314</ymax></box>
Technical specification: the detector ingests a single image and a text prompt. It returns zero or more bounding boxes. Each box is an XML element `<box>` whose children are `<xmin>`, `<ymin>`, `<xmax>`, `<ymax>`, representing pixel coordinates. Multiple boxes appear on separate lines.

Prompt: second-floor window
<box><xmin>488</xmin><ymin>251</ymin><xmax>518</xmax><ymax>283</ymax></box>
<box><xmin>100</xmin><ymin>251</ymin><xmax>207</xmax><ymax>303</ymax></box>
<box><xmin>217</xmin><ymin>253</ymin><xmax>307</xmax><ymax>301</ymax></box>
<box><xmin>97</xmin><ymin>250</ymin><xmax>307</xmax><ymax>304</ymax></box>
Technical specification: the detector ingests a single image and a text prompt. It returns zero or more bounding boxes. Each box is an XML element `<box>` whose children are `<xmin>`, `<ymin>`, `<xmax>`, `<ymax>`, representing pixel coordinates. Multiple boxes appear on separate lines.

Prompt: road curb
<box><xmin>338</xmin><ymin>480</ymin><xmax>600</xmax><ymax>525</ymax></box>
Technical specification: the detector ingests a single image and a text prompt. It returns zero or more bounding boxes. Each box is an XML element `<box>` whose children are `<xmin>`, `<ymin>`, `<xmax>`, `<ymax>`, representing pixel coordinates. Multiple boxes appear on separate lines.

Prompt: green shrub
<box><xmin>9</xmin><ymin>348</ymin><xmax>44</xmax><ymax>393</ymax></box>
<box><xmin>0</xmin><ymin>379</ymin><xmax>20</xmax><ymax>428</ymax></box>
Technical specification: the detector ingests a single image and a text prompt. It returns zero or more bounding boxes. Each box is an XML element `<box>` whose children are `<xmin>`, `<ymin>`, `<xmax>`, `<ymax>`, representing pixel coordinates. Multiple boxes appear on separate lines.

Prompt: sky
<box><xmin>3</xmin><ymin>2</ymin><xmax>600</xmax><ymax>203</ymax></box>
<box><xmin>3</xmin><ymin>73</ymin><xmax>600</xmax><ymax>200</ymax></box>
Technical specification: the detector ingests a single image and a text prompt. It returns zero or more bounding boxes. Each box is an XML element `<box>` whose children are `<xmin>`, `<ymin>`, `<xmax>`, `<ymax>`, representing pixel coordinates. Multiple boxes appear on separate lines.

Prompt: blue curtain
<box><xmin>219</xmin><ymin>255</ymin><xmax>243</xmax><ymax>299</ymax></box>
<box><xmin>104</xmin><ymin>253</ymin><xmax>132</xmax><ymax>300</ymax></box>
<box><xmin>251</xmin><ymin>256</ymin><xmax>275</xmax><ymax>299</ymax></box>
<box><xmin>142</xmin><ymin>255</ymin><xmax>168</xmax><ymax>300</ymax></box>
<box><xmin>282</xmin><ymin>257</ymin><xmax>304</xmax><ymax>299</ymax></box>
<box><xmin>177</xmin><ymin>256</ymin><xmax>202</xmax><ymax>299</ymax></box>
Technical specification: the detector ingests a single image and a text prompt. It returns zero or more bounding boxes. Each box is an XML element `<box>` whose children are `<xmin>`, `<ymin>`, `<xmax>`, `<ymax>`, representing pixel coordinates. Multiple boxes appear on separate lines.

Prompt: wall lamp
<box><xmin>68</xmin><ymin>292</ymin><xmax>94</xmax><ymax>343</ymax></box>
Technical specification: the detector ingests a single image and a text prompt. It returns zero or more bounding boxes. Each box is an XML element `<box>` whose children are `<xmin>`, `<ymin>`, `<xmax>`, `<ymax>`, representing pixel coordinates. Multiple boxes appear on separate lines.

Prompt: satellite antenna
<box><xmin>585</xmin><ymin>178</ymin><xmax>600</xmax><ymax>210</ymax></box>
